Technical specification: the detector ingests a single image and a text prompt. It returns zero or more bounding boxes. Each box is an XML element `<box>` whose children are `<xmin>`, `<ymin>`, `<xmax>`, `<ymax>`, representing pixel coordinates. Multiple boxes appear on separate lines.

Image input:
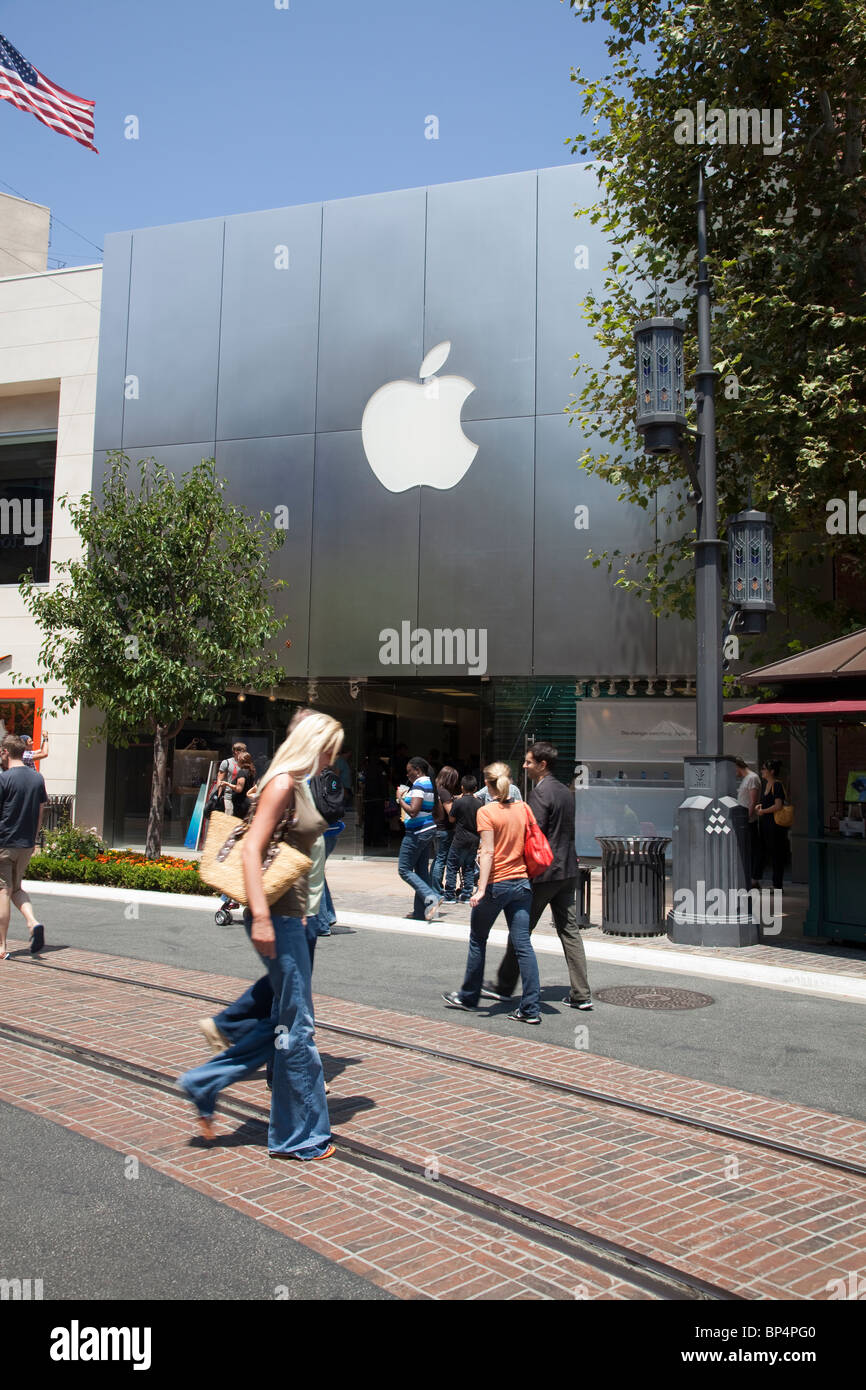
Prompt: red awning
<box><xmin>724</xmin><ymin>700</ymin><xmax>866</xmax><ymax>723</ymax></box>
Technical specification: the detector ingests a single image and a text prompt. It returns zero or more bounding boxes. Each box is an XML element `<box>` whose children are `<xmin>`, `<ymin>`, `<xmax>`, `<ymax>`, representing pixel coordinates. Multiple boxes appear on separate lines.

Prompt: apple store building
<box><xmin>90</xmin><ymin>162</ymin><xmax>757</xmax><ymax>855</ymax></box>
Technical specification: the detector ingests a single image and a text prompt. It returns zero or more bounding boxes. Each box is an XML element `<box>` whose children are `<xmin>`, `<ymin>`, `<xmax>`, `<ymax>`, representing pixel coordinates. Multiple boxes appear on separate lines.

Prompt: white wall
<box><xmin>0</xmin><ymin>264</ymin><xmax>102</xmax><ymax>809</ymax></box>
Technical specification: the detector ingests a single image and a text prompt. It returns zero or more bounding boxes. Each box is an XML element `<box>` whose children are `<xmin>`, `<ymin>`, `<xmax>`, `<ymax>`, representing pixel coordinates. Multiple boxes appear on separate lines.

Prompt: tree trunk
<box><xmin>146</xmin><ymin>723</ymin><xmax>169</xmax><ymax>860</ymax></box>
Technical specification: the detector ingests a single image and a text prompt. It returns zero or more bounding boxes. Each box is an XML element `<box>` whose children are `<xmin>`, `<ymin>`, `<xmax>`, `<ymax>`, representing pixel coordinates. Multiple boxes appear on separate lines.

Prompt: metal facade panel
<box><xmin>214</xmin><ymin>435</ymin><xmax>315</xmax><ymax>677</ymax></box>
<box><xmin>532</xmin><ymin>412</ymin><xmax>656</xmax><ymax>675</ymax></box>
<box><xmin>536</xmin><ymin>163</ymin><xmax>610</xmax><ymax>419</ymax></box>
<box><xmin>656</xmin><ymin>481</ymin><xmax>697</xmax><ymax>673</ymax></box>
<box><xmin>416</xmin><ymin>415</ymin><xmax>535</xmax><ymax>677</ymax></box>
<box><xmin>307</xmin><ymin>429</ymin><xmax>420</xmax><ymax>676</ymax></box>
<box><xmin>315</xmin><ymin>188</ymin><xmax>427</xmax><ymax>435</ymax></box>
<box><xmin>122</xmin><ymin>219</ymin><xmax>225</xmax><ymax>449</ymax></box>
<box><xmin>217</xmin><ymin>204</ymin><xmax>323</xmax><ymax>442</ymax></box>
<box><xmin>89</xmin><ymin>167</ymin><xmax>697</xmax><ymax>683</ymax></box>
<box><xmin>424</xmin><ymin>171</ymin><xmax>537</xmax><ymax>422</ymax></box>
<box><xmin>93</xmin><ymin>232</ymin><xmax>132</xmax><ymax>452</ymax></box>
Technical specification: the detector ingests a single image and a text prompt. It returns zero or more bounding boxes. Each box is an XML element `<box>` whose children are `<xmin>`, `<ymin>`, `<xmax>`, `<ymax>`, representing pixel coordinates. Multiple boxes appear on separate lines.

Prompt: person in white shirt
<box><xmin>735</xmin><ymin>758</ymin><xmax>762</xmax><ymax>888</ymax></box>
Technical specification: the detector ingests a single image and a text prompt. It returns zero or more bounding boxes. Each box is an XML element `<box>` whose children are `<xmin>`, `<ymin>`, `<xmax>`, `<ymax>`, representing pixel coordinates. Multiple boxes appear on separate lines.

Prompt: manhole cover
<box><xmin>594</xmin><ymin>985</ymin><xmax>714</xmax><ymax>1011</ymax></box>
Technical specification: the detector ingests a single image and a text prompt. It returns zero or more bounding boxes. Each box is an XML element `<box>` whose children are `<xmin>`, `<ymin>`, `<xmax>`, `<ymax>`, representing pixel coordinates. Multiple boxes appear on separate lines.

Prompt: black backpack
<box><xmin>309</xmin><ymin>767</ymin><xmax>345</xmax><ymax>824</ymax></box>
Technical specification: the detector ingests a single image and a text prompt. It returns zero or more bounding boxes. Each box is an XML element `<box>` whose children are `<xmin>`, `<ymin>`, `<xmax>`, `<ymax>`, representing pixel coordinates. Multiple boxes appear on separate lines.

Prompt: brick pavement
<box><xmin>1</xmin><ymin>940</ymin><xmax>864</xmax><ymax>1301</ymax></box>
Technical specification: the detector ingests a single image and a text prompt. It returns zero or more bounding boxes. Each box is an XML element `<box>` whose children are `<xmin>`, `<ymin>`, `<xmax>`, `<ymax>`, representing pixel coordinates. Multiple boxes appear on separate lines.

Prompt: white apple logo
<box><xmin>361</xmin><ymin>341</ymin><xmax>479</xmax><ymax>493</ymax></box>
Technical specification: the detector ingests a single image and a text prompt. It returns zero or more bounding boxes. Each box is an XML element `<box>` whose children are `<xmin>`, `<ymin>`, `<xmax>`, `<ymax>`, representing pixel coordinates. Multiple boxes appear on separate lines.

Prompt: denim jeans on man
<box><xmin>495</xmin><ymin>877</ymin><xmax>590</xmax><ymax>1004</ymax></box>
<box><xmin>398</xmin><ymin>824</ymin><xmax>437</xmax><ymax>917</ymax></box>
<box><xmin>179</xmin><ymin>913</ymin><xmax>331</xmax><ymax>1158</ymax></box>
<box><xmin>444</xmin><ymin>840</ymin><xmax>477</xmax><ymax>899</ymax></box>
<box><xmin>317</xmin><ymin>823</ymin><xmax>342</xmax><ymax>935</ymax></box>
<box><xmin>457</xmin><ymin>879</ymin><xmax>540</xmax><ymax>1017</ymax></box>
<box><xmin>431</xmin><ymin>827</ymin><xmax>454</xmax><ymax>896</ymax></box>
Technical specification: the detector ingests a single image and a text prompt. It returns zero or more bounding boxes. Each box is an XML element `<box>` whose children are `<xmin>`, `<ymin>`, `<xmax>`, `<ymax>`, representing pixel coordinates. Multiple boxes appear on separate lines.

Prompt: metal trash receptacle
<box><xmin>38</xmin><ymin>795</ymin><xmax>75</xmax><ymax>848</ymax></box>
<box><xmin>596</xmin><ymin>837</ymin><xmax>671</xmax><ymax>936</ymax></box>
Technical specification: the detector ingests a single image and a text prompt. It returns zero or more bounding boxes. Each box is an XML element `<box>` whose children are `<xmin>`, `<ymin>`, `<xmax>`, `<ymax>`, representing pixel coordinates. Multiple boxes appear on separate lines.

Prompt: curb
<box><xmin>22</xmin><ymin>880</ymin><xmax>219</xmax><ymax>912</ymax></box>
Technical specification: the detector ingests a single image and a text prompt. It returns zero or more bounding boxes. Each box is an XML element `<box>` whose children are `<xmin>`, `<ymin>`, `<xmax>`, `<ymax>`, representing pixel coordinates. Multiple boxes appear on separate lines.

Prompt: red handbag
<box><xmin>523</xmin><ymin>803</ymin><xmax>554</xmax><ymax>878</ymax></box>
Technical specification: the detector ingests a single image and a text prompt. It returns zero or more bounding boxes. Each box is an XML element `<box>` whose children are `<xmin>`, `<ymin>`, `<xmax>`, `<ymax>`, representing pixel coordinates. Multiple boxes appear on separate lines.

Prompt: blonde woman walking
<box><xmin>179</xmin><ymin>711</ymin><xmax>344</xmax><ymax>1160</ymax></box>
<box><xmin>442</xmin><ymin>762</ymin><xmax>542</xmax><ymax>1024</ymax></box>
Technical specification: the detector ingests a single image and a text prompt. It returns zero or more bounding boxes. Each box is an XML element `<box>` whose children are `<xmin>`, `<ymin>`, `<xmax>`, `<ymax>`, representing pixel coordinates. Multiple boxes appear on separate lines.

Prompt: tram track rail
<box><xmin>14</xmin><ymin>954</ymin><xmax>866</xmax><ymax>1182</ymax></box>
<box><xmin>0</xmin><ymin>1015</ymin><xmax>738</xmax><ymax>1302</ymax></box>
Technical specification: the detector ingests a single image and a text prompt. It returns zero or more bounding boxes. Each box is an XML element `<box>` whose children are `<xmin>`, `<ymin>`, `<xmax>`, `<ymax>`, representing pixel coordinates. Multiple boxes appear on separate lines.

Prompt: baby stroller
<box><xmin>214</xmin><ymin>894</ymin><xmax>242</xmax><ymax>926</ymax></box>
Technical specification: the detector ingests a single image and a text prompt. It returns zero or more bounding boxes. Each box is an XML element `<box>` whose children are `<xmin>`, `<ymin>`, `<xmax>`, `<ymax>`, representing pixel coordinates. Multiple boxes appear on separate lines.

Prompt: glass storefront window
<box><xmin>0</xmin><ymin>689</ymin><xmax>42</xmax><ymax>746</ymax></box>
<box><xmin>0</xmin><ymin>435</ymin><xmax>56</xmax><ymax>586</ymax></box>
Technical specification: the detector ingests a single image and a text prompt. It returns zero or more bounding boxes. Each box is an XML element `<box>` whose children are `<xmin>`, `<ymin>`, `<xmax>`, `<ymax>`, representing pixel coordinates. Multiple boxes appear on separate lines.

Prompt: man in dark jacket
<box><xmin>0</xmin><ymin>734</ymin><xmax>48</xmax><ymax>957</ymax></box>
<box><xmin>483</xmin><ymin>741</ymin><xmax>592</xmax><ymax>1009</ymax></box>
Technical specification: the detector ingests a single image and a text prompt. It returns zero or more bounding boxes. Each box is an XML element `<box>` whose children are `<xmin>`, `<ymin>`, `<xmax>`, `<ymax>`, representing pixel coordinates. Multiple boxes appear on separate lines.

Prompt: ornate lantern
<box><xmin>727</xmin><ymin>509</ymin><xmax>775</xmax><ymax>632</ymax></box>
<box><xmin>634</xmin><ymin>317</ymin><xmax>687</xmax><ymax>455</ymax></box>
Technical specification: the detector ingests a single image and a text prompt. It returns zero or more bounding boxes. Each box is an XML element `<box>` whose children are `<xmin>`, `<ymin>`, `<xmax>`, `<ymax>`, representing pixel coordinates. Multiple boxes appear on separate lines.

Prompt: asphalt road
<box><xmin>0</xmin><ymin>1100</ymin><xmax>390</xmax><ymax>1301</ymax></box>
<box><xmin>9</xmin><ymin>889</ymin><xmax>865</xmax><ymax>1121</ymax></box>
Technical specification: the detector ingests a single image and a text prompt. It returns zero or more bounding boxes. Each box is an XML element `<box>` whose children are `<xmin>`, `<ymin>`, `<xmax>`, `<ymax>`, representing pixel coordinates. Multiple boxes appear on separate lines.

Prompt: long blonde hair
<box><xmin>257</xmin><ymin>711</ymin><xmax>344</xmax><ymax>795</ymax></box>
<box><xmin>483</xmin><ymin>761</ymin><xmax>512</xmax><ymax>803</ymax></box>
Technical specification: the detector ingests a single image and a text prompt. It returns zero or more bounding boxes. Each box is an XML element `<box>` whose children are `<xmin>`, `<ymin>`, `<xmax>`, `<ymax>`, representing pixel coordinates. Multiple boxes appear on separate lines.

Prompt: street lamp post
<box><xmin>636</xmin><ymin>163</ymin><xmax>756</xmax><ymax>947</ymax></box>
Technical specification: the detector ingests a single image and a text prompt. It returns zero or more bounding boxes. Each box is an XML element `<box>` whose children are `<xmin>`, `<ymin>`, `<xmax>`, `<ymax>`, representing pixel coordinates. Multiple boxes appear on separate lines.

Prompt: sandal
<box><xmin>269</xmin><ymin>1142</ymin><xmax>336</xmax><ymax>1162</ymax></box>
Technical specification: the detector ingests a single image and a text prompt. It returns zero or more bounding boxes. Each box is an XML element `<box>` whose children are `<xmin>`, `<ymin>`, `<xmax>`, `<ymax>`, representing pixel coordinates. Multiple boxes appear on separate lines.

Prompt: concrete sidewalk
<box><xmin>324</xmin><ymin>857</ymin><xmax>864</xmax><ymax>976</ymax></box>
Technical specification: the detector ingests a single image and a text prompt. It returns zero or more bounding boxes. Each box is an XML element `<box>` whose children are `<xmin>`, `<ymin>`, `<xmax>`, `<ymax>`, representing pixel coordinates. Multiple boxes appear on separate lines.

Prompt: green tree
<box><xmin>16</xmin><ymin>453</ymin><xmax>288</xmax><ymax>858</ymax></box>
<box><xmin>566</xmin><ymin>0</ymin><xmax>865</xmax><ymax>635</ymax></box>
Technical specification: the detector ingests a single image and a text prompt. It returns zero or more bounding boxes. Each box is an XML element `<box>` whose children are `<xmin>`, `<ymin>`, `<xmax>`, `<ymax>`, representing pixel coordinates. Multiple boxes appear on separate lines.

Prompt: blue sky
<box><xmin>0</xmin><ymin>0</ymin><xmax>608</xmax><ymax>268</ymax></box>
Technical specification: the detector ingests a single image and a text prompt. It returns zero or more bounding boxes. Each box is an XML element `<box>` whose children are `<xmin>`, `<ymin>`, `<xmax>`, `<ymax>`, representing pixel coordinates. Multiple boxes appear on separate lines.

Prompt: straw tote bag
<box><xmin>199</xmin><ymin>808</ymin><xmax>312</xmax><ymax>906</ymax></box>
<box><xmin>774</xmin><ymin>787</ymin><xmax>795</xmax><ymax>830</ymax></box>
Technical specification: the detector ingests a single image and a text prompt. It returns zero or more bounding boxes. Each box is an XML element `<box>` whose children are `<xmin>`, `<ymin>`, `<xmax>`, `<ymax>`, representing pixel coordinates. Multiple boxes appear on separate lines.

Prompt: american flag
<box><xmin>0</xmin><ymin>32</ymin><xmax>97</xmax><ymax>152</ymax></box>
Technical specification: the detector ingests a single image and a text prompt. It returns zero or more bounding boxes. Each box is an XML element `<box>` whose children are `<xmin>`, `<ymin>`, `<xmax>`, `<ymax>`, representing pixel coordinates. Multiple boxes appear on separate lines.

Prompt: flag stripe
<box><xmin>0</xmin><ymin>74</ymin><xmax>90</xmax><ymax>140</ymax></box>
<box><xmin>0</xmin><ymin>74</ymin><xmax>94</xmax><ymax>139</ymax></box>
<box><xmin>0</xmin><ymin>33</ymin><xmax>96</xmax><ymax>152</ymax></box>
<box><xmin>0</xmin><ymin>75</ymin><xmax>90</xmax><ymax>142</ymax></box>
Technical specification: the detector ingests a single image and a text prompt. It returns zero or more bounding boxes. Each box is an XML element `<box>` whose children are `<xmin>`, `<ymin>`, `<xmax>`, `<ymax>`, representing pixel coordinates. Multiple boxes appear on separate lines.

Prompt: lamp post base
<box><xmin>666</xmin><ymin>756</ymin><xmax>758</xmax><ymax>947</ymax></box>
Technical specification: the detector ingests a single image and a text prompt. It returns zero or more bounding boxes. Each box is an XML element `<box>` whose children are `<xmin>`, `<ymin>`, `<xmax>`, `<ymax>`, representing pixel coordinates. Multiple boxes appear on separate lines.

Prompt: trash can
<box><xmin>577</xmin><ymin>865</ymin><xmax>592</xmax><ymax>927</ymax></box>
<box><xmin>596</xmin><ymin>837</ymin><xmax>671</xmax><ymax>936</ymax></box>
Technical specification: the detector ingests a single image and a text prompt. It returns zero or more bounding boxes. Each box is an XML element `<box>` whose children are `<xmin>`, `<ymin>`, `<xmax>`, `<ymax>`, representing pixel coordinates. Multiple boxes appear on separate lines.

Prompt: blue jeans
<box><xmin>318</xmin><ymin>827</ymin><xmax>341</xmax><ymax>934</ymax></box>
<box><xmin>445</xmin><ymin>840</ymin><xmax>478</xmax><ymax>898</ymax></box>
<box><xmin>458</xmin><ymin>879</ymin><xmax>539</xmax><ymax>1017</ymax></box>
<box><xmin>214</xmin><ymin>973</ymin><xmax>275</xmax><ymax>1044</ymax></box>
<box><xmin>431</xmin><ymin>828</ymin><xmax>454</xmax><ymax>895</ymax></box>
<box><xmin>398</xmin><ymin>826</ymin><xmax>437</xmax><ymax>917</ymax></box>
<box><xmin>178</xmin><ymin>914</ymin><xmax>331</xmax><ymax>1158</ymax></box>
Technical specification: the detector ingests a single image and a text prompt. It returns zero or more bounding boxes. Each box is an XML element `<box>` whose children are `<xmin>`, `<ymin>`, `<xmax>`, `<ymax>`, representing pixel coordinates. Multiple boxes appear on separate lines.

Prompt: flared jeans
<box><xmin>178</xmin><ymin>914</ymin><xmax>331</xmax><ymax>1159</ymax></box>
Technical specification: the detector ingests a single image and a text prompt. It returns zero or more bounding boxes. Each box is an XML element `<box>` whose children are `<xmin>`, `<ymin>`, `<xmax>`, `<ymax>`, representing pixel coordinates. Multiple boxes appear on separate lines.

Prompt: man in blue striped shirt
<box><xmin>397</xmin><ymin>756</ymin><xmax>440</xmax><ymax>920</ymax></box>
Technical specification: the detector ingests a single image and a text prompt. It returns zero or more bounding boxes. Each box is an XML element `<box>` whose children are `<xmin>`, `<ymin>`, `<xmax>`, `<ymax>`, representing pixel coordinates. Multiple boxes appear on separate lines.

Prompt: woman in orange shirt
<box><xmin>442</xmin><ymin>761</ymin><xmax>542</xmax><ymax>1023</ymax></box>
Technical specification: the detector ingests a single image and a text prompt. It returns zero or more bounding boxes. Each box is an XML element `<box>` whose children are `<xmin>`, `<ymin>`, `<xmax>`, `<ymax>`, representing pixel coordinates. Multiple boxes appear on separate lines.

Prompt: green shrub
<box><xmin>41</xmin><ymin>823</ymin><xmax>107</xmax><ymax>860</ymax></box>
<box><xmin>26</xmin><ymin>855</ymin><xmax>213</xmax><ymax>896</ymax></box>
